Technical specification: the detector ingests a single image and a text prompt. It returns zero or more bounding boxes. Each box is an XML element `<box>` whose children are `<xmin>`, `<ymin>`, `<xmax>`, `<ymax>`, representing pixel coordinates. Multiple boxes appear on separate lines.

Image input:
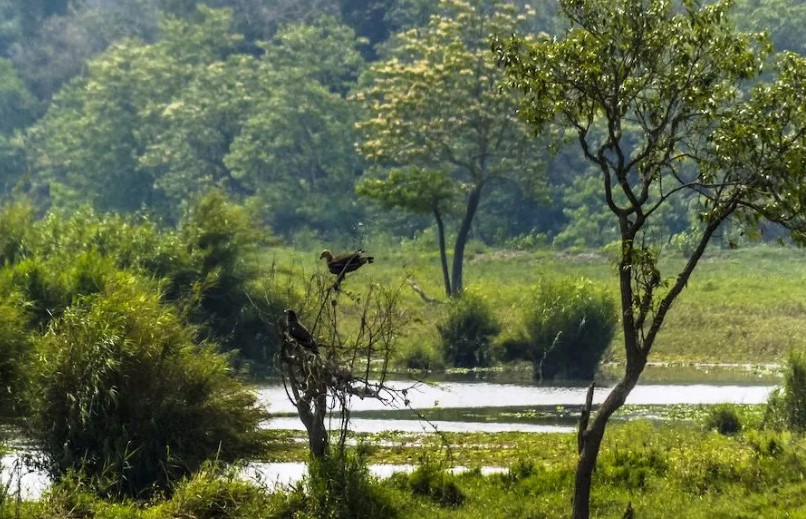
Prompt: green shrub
<box><xmin>407</xmin><ymin>458</ymin><xmax>465</xmax><ymax>508</ymax></box>
<box><xmin>500</xmin><ymin>458</ymin><xmax>536</xmax><ymax>486</ymax></box>
<box><xmin>0</xmin><ymin>294</ymin><xmax>30</xmax><ymax>416</ymax></box>
<box><xmin>162</xmin><ymin>463</ymin><xmax>268</xmax><ymax>519</ymax></box>
<box><xmin>438</xmin><ymin>291</ymin><xmax>500</xmax><ymax>368</ymax></box>
<box><xmin>0</xmin><ymin>201</ymin><xmax>35</xmax><ymax>265</ymax></box>
<box><xmin>30</xmin><ymin>470</ymin><xmax>143</xmax><ymax>519</ymax></box>
<box><xmin>765</xmin><ymin>351</ymin><xmax>806</xmax><ymax>432</ymax></box>
<box><xmin>400</xmin><ymin>344</ymin><xmax>442</xmax><ymax>371</ymax></box>
<box><xmin>4</xmin><ymin>258</ymin><xmax>68</xmax><ymax>329</ymax></box>
<box><xmin>27</xmin><ymin>272</ymin><xmax>268</xmax><ymax>498</ymax></box>
<box><xmin>783</xmin><ymin>351</ymin><xmax>806</xmax><ymax>432</ymax></box>
<box><xmin>601</xmin><ymin>446</ymin><xmax>668</xmax><ymax>490</ymax></box>
<box><xmin>27</xmin><ymin>195</ymin><xmax>284</xmax><ymax>363</ymax></box>
<box><xmin>705</xmin><ymin>404</ymin><xmax>743</xmax><ymax>435</ymax></box>
<box><xmin>170</xmin><ymin>190</ymin><xmax>282</xmax><ymax>362</ymax></box>
<box><xmin>520</xmin><ymin>277</ymin><xmax>617</xmax><ymax>381</ymax></box>
<box><xmin>301</xmin><ymin>448</ymin><xmax>395</xmax><ymax>519</ymax></box>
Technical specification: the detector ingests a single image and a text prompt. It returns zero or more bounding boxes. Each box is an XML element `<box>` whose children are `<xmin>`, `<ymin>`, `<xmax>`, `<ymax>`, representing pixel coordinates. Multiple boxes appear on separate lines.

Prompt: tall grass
<box><xmin>27</xmin><ymin>272</ymin><xmax>268</xmax><ymax>498</ymax></box>
<box><xmin>270</xmin><ymin>244</ymin><xmax>806</xmax><ymax>367</ymax></box>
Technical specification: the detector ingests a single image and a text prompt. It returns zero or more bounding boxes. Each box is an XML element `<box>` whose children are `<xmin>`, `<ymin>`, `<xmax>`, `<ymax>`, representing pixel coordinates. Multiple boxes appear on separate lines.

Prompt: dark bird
<box><xmin>320</xmin><ymin>250</ymin><xmax>374</xmax><ymax>281</ymax></box>
<box><xmin>284</xmin><ymin>309</ymin><xmax>317</xmax><ymax>352</ymax></box>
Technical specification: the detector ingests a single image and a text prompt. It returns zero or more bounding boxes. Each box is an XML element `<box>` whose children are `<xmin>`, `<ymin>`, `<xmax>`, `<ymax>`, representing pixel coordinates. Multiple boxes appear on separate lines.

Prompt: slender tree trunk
<box><xmin>573</xmin><ymin>225</ymin><xmax>646</xmax><ymax>519</ymax></box>
<box><xmin>572</xmin><ymin>212</ymin><xmax>725</xmax><ymax>518</ymax></box>
<box><xmin>433</xmin><ymin>207</ymin><xmax>452</xmax><ymax>297</ymax></box>
<box><xmin>296</xmin><ymin>392</ymin><xmax>329</xmax><ymax>459</ymax></box>
<box><xmin>450</xmin><ymin>186</ymin><xmax>482</xmax><ymax>297</ymax></box>
<box><xmin>573</xmin><ymin>360</ymin><xmax>645</xmax><ymax>518</ymax></box>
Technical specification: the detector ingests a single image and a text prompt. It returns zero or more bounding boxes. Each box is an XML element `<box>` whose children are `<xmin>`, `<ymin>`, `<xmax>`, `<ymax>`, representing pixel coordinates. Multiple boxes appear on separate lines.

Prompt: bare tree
<box><xmin>278</xmin><ymin>274</ymin><xmax>412</xmax><ymax>459</ymax></box>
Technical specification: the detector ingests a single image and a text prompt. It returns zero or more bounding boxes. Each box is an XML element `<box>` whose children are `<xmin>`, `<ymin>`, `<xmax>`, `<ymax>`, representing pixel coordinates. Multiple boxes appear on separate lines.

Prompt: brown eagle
<box><xmin>284</xmin><ymin>309</ymin><xmax>317</xmax><ymax>352</ymax></box>
<box><xmin>319</xmin><ymin>249</ymin><xmax>374</xmax><ymax>282</ymax></box>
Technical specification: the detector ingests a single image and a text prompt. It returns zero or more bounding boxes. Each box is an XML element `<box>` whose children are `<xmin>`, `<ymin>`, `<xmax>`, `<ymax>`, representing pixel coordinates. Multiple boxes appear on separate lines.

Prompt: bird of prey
<box><xmin>319</xmin><ymin>250</ymin><xmax>374</xmax><ymax>282</ymax></box>
<box><xmin>284</xmin><ymin>309</ymin><xmax>317</xmax><ymax>352</ymax></box>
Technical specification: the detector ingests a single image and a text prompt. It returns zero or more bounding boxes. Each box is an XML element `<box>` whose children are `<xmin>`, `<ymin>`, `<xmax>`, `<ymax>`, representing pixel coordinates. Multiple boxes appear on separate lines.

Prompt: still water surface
<box><xmin>3</xmin><ymin>380</ymin><xmax>777</xmax><ymax>500</ymax></box>
<box><xmin>258</xmin><ymin>381</ymin><xmax>775</xmax><ymax>433</ymax></box>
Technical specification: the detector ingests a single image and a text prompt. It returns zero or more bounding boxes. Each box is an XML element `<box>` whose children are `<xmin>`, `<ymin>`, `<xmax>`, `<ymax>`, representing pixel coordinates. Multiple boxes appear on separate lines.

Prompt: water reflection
<box><xmin>243</xmin><ymin>462</ymin><xmax>508</xmax><ymax>491</ymax></box>
<box><xmin>257</xmin><ymin>382</ymin><xmax>775</xmax><ymax>415</ymax></box>
<box><xmin>264</xmin><ymin>416</ymin><xmax>574</xmax><ymax>434</ymax></box>
<box><xmin>1</xmin><ymin>453</ymin><xmax>48</xmax><ymax>501</ymax></box>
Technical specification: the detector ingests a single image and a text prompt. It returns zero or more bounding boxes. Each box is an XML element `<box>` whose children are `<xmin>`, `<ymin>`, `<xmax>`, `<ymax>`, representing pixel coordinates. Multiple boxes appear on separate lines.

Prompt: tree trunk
<box><xmin>434</xmin><ymin>207</ymin><xmax>452</xmax><ymax>297</ymax></box>
<box><xmin>572</xmin><ymin>366</ymin><xmax>643</xmax><ymax>518</ymax></box>
<box><xmin>296</xmin><ymin>391</ymin><xmax>329</xmax><ymax>459</ymax></box>
<box><xmin>573</xmin><ymin>227</ymin><xmax>646</xmax><ymax>519</ymax></box>
<box><xmin>450</xmin><ymin>186</ymin><xmax>482</xmax><ymax>297</ymax></box>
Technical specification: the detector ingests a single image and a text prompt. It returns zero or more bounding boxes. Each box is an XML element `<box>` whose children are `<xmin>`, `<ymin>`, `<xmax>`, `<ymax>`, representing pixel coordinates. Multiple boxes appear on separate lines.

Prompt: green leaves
<box><xmin>356</xmin><ymin>0</ymin><xmax>541</xmax><ymax>178</ymax></box>
<box><xmin>357</xmin><ymin>166</ymin><xmax>458</xmax><ymax>214</ymax></box>
<box><xmin>355</xmin><ymin>0</ymin><xmax>547</xmax><ymax>294</ymax></box>
<box><xmin>29</xmin><ymin>271</ymin><xmax>268</xmax><ymax>497</ymax></box>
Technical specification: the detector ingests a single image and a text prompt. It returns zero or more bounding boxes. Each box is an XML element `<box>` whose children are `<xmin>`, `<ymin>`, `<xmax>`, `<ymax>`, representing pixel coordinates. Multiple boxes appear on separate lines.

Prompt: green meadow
<box><xmin>275</xmin><ymin>242</ymin><xmax>806</xmax><ymax>370</ymax></box>
<box><xmin>19</xmin><ymin>419</ymin><xmax>806</xmax><ymax>518</ymax></box>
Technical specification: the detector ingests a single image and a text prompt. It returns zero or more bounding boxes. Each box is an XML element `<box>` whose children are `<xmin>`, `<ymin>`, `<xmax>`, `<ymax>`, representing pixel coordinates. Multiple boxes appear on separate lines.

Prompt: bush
<box><xmin>27</xmin><ymin>272</ymin><xmax>268</xmax><ymax>498</ymax></box>
<box><xmin>30</xmin><ymin>471</ymin><xmax>143</xmax><ymax>519</ymax></box>
<box><xmin>407</xmin><ymin>458</ymin><xmax>465</xmax><ymax>508</ymax></box>
<box><xmin>162</xmin><ymin>462</ymin><xmax>269</xmax><ymax>519</ymax></box>
<box><xmin>28</xmin><ymin>195</ymin><xmax>285</xmax><ymax>363</ymax></box>
<box><xmin>765</xmin><ymin>351</ymin><xmax>806</xmax><ymax>432</ymax></box>
<box><xmin>400</xmin><ymin>344</ymin><xmax>442</xmax><ymax>371</ymax></box>
<box><xmin>520</xmin><ymin>277</ymin><xmax>617</xmax><ymax>381</ymax></box>
<box><xmin>0</xmin><ymin>294</ymin><xmax>30</xmax><ymax>416</ymax></box>
<box><xmin>301</xmin><ymin>448</ymin><xmax>395</xmax><ymax>519</ymax></box>
<box><xmin>601</xmin><ymin>446</ymin><xmax>668</xmax><ymax>490</ymax></box>
<box><xmin>705</xmin><ymin>404</ymin><xmax>743</xmax><ymax>435</ymax></box>
<box><xmin>438</xmin><ymin>291</ymin><xmax>500</xmax><ymax>368</ymax></box>
<box><xmin>0</xmin><ymin>201</ymin><xmax>35</xmax><ymax>265</ymax></box>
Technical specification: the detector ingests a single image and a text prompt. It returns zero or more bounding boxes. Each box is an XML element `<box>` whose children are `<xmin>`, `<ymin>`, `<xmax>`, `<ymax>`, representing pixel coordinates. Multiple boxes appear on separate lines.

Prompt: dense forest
<box><xmin>0</xmin><ymin>0</ymin><xmax>801</xmax><ymax>251</ymax></box>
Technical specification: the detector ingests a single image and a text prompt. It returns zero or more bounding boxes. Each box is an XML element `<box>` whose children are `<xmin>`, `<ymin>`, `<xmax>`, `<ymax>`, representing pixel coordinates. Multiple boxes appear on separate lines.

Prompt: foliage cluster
<box><xmin>0</xmin><ymin>194</ymin><xmax>283</xmax><ymax>499</ymax></box>
<box><xmin>401</xmin><ymin>459</ymin><xmax>465</xmax><ymax>508</ymax></box>
<box><xmin>704</xmin><ymin>404</ymin><xmax>744</xmax><ymax>435</ymax></box>
<box><xmin>438</xmin><ymin>291</ymin><xmax>501</xmax><ymax>369</ymax></box>
<box><xmin>295</xmin><ymin>449</ymin><xmax>396</xmax><ymax>519</ymax></box>
<box><xmin>765</xmin><ymin>351</ymin><xmax>806</xmax><ymax>432</ymax></box>
<box><xmin>28</xmin><ymin>273</ymin><xmax>268</xmax><ymax>498</ymax></box>
<box><xmin>514</xmin><ymin>277</ymin><xmax>617</xmax><ymax>381</ymax></box>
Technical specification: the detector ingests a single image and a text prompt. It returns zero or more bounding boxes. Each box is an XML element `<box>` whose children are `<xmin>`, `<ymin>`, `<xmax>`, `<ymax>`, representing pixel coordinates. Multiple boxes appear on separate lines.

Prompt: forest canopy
<box><xmin>1</xmin><ymin>0</ymin><xmax>803</xmax><ymax>250</ymax></box>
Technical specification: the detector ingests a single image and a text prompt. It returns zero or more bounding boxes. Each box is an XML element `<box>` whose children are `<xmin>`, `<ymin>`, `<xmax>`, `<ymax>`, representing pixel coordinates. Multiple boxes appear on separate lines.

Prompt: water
<box><xmin>264</xmin><ymin>416</ymin><xmax>573</xmax><ymax>434</ymax></box>
<box><xmin>242</xmin><ymin>462</ymin><xmax>508</xmax><ymax>491</ymax></box>
<box><xmin>0</xmin><ymin>452</ymin><xmax>48</xmax><ymax>502</ymax></box>
<box><xmin>2</xmin><ymin>380</ymin><xmax>777</xmax><ymax>501</ymax></box>
<box><xmin>257</xmin><ymin>381</ymin><xmax>775</xmax><ymax>412</ymax></box>
<box><xmin>257</xmin><ymin>381</ymin><xmax>776</xmax><ymax>433</ymax></box>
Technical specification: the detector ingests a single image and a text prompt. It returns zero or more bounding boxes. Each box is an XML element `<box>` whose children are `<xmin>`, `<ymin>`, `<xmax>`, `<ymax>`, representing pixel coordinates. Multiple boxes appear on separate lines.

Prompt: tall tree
<box><xmin>494</xmin><ymin>0</ymin><xmax>806</xmax><ymax>517</ymax></box>
<box><xmin>11</xmin><ymin>0</ymin><xmax>161</xmax><ymax>101</ymax></box>
<box><xmin>28</xmin><ymin>7</ymin><xmax>241</xmax><ymax>216</ymax></box>
<box><xmin>226</xmin><ymin>16</ymin><xmax>367</xmax><ymax>238</ymax></box>
<box><xmin>734</xmin><ymin>0</ymin><xmax>806</xmax><ymax>55</ymax></box>
<box><xmin>355</xmin><ymin>0</ymin><xmax>545</xmax><ymax>297</ymax></box>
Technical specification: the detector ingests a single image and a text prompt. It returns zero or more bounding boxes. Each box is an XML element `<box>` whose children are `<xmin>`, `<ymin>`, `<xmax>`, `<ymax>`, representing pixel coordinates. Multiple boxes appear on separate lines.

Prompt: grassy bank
<box><xmin>270</xmin><ymin>244</ymin><xmax>806</xmax><ymax>367</ymax></box>
<box><xmin>10</xmin><ymin>416</ymin><xmax>806</xmax><ymax>518</ymax></box>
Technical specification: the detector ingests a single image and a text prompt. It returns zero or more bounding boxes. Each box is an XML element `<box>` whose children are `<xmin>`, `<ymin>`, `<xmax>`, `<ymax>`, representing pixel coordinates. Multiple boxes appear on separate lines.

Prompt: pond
<box><xmin>2</xmin><ymin>377</ymin><xmax>778</xmax><ymax>501</ymax></box>
<box><xmin>258</xmin><ymin>379</ymin><xmax>776</xmax><ymax>434</ymax></box>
